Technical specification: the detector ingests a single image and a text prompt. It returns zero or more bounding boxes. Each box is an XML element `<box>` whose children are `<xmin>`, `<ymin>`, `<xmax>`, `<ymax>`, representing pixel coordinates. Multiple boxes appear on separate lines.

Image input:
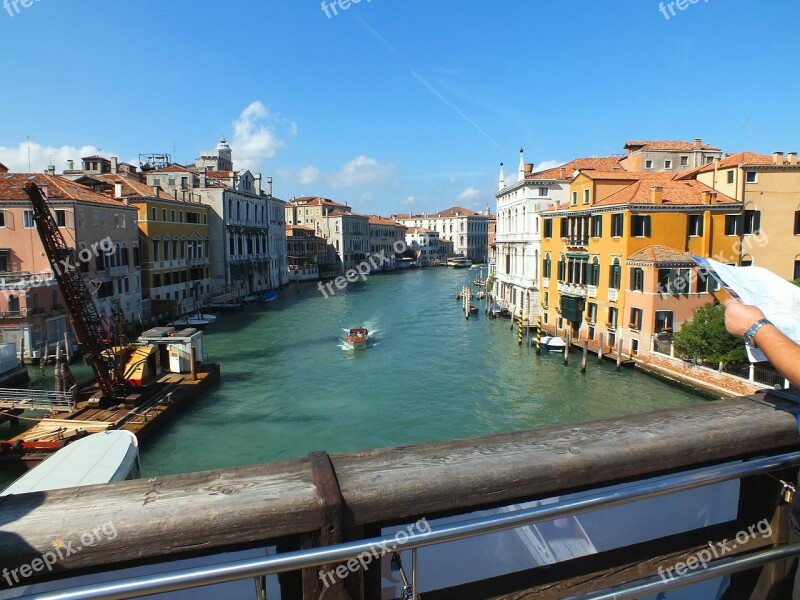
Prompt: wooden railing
<box><xmin>1</xmin><ymin>391</ymin><xmax>800</xmax><ymax>598</ymax></box>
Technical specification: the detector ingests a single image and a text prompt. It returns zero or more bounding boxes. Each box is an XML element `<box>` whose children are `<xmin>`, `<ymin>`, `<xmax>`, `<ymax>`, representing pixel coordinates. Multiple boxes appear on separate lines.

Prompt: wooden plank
<box><xmin>0</xmin><ymin>393</ymin><xmax>798</xmax><ymax>580</ymax></box>
<box><xmin>333</xmin><ymin>394</ymin><xmax>800</xmax><ymax>526</ymax></box>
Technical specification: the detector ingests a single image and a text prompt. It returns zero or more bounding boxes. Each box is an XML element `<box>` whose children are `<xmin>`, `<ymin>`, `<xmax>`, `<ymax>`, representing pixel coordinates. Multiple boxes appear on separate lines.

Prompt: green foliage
<box><xmin>672</xmin><ymin>303</ymin><xmax>747</xmax><ymax>365</ymax></box>
<box><xmin>793</xmin><ymin>278</ymin><xmax>800</xmax><ymax>287</ymax></box>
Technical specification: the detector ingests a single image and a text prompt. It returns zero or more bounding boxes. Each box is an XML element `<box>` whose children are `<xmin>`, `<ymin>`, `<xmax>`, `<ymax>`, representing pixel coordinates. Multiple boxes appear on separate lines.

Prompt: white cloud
<box><xmin>230</xmin><ymin>101</ymin><xmax>286</xmax><ymax>171</ymax></box>
<box><xmin>458</xmin><ymin>187</ymin><xmax>481</xmax><ymax>201</ymax></box>
<box><xmin>298</xmin><ymin>165</ymin><xmax>321</xmax><ymax>186</ymax></box>
<box><xmin>404</xmin><ymin>196</ymin><xmax>415</xmax><ymax>205</ymax></box>
<box><xmin>331</xmin><ymin>155</ymin><xmax>393</xmax><ymax>188</ymax></box>
<box><xmin>0</xmin><ymin>141</ymin><xmax>115</xmax><ymax>173</ymax></box>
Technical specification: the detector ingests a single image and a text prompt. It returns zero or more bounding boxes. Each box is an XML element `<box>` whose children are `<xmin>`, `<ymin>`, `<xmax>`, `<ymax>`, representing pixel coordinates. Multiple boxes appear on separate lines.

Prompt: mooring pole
<box><xmin>536</xmin><ymin>315</ymin><xmax>542</xmax><ymax>355</ymax></box>
<box><xmin>616</xmin><ymin>334</ymin><xmax>623</xmax><ymax>371</ymax></box>
<box><xmin>517</xmin><ymin>312</ymin><xmax>523</xmax><ymax>345</ymax></box>
<box><xmin>563</xmin><ymin>330</ymin><xmax>570</xmax><ymax>365</ymax></box>
<box><xmin>581</xmin><ymin>339</ymin><xmax>588</xmax><ymax>374</ymax></box>
<box><xmin>598</xmin><ymin>332</ymin><xmax>604</xmax><ymax>362</ymax></box>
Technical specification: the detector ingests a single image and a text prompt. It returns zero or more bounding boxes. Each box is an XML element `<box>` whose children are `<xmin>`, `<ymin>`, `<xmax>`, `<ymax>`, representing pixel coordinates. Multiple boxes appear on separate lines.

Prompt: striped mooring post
<box><xmin>517</xmin><ymin>312</ymin><xmax>523</xmax><ymax>345</ymax></box>
<box><xmin>536</xmin><ymin>315</ymin><xmax>542</xmax><ymax>355</ymax></box>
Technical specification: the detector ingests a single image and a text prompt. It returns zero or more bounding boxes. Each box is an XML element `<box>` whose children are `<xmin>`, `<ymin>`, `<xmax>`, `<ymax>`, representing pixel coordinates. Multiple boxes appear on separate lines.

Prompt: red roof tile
<box><xmin>368</xmin><ymin>216</ymin><xmax>403</xmax><ymax>226</ymax></box>
<box><xmin>592</xmin><ymin>173</ymin><xmax>738</xmax><ymax>207</ymax></box>
<box><xmin>624</xmin><ymin>140</ymin><xmax>721</xmax><ymax>152</ymax></box>
<box><xmin>527</xmin><ymin>156</ymin><xmax>624</xmax><ymax>180</ymax></box>
<box><xmin>627</xmin><ymin>245</ymin><xmax>695</xmax><ymax>265</ymax></box>
<box><xmin>0</xmin><ymin>173</ymin><xmax>134</xmax><ymax>207</ymax></box>
<box><xmin>88</xmin><ymin>174</ymin><xmax>173</xmax><ymax>200</ymax></box>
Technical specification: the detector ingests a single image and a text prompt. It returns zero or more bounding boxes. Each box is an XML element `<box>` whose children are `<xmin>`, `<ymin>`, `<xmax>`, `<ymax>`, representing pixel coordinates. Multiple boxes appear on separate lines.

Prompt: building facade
<box><xmin>0</xmin><ymin>173</ymin><xmax>142</xmax><ymax>359</ymax></box>
<box><xmin>405</xmin><ymin>227</ymin><xmax>440</xmax><ymax>266</ymax></box>
<box><xmin>619</xmin><ymin>139</ymin><xmax>723</xmax><ymax>173</ymax></box>
<box><xmin>368</xmin><ymin>216</ymin><xmax>405</xmax><ymax>271</ymax></box>
<box><xmin>320</xmin><ymin>211</ymin><xmax>370</xmax><ymax>272</ymax></box>
<box><xmin>393</xmin><ymin>206</ymin><xmax>490</xmax><ymax>263</ymax></box>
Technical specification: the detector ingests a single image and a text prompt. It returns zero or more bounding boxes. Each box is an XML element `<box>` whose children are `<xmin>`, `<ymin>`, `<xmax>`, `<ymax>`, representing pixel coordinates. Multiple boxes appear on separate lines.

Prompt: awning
<box><xmin>566</xmin><ymin>253</ymin><xmax>589</xmax><ymax>259</ymax></box>
<box><xmin>560</xmin><ymin>295</ymin><xmax>585</xmax><ymax>323</ymax></box>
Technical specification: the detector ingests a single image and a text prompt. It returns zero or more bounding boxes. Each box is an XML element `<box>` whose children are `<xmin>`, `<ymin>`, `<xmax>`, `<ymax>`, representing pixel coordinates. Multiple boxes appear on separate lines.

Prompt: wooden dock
<box><xmin>0</xmin><ymin>364</ymin><xmax>220</xmax><ymax>470</ymax></box>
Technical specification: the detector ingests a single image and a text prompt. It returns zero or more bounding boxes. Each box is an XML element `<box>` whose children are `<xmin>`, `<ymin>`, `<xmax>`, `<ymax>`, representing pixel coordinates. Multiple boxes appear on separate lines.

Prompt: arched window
<box><xmin>609</xmin><ymin>258</ymin><xmax>621</xmax><ymax>290</ymax></box>
<box><xmin>8</xmin><ymin>295</ymin><xmax>19</xmax><ymax>314</ymax></box>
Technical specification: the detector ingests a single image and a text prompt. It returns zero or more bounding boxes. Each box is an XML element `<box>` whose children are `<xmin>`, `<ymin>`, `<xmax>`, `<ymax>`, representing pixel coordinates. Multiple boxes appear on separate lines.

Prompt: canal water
<box><xmin>135</xmin><ymin>266</ymin><xmax>706</xmax><ymax>477</ymax></box>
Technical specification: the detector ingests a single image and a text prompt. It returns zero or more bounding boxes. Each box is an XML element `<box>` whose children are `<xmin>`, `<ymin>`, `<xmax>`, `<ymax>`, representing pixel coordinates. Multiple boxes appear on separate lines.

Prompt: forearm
<box><xmin>753</xmin><ymin>325</ymin><xmax>800</xmax><ymax>388</ymax></box>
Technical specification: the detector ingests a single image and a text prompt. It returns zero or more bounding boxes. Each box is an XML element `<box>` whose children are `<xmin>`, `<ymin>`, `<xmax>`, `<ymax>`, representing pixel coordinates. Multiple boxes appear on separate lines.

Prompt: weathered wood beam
<box><xmin>0</xmin><ymin>393</ymin><xmax>798</xmax><ymax>582</ymax></box>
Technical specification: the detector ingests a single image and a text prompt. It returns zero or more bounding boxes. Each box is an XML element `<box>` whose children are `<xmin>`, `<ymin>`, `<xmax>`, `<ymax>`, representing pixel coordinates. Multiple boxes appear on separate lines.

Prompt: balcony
<box><xmin>609</xmin><ymin>288</ymin><xmax>619</xmax><ymax>302</ymax></box>
<box><xmin>566</xmin><ymin>237</ymin><xmax>589</xmax><ymax>249</ymax></box>
<box><xmin>190</xmin><ymin>257</ymin><xmax>209</xmax><ymax>267</ymax></box>
<box><xmin>542</xmin><ymin>277</ymin><xmax>549</xmax><ymax>288</ymax></box>
<box><xmin>105</xmin><ymin>265</ymin><xmax>129</xmax><ymax>278</ymax></box>
<box><xmin>587</xmin><ymin>285</ymin><xmax>597</xmax><ymax>298</ymax></box>
<box><xmin>561</xmin><ymin>283</ymin><xmax>587</xmax><ymax>298</ymax></box>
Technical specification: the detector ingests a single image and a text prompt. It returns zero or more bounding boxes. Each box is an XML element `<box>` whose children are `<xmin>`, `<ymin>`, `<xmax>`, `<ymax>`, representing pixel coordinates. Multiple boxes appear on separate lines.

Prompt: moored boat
<box><xmin>449</xmin><ymin>256</ymin><xmax>472</xmax><ymax>268</ymax></box>
<box><xmin>344</xmin><ymin>327</ymin><xmax>369</xmax><ymax>350</ymax></box>
<box><xmin>538</xmin><ymin>336</ymin><xmax>567</xmax><ymax>351</ymax></box>
<box><xmin>468</xmin><ymin>305</ymin><xmax>479</xmax><ymax>315</ymax></box>
<box><xmin>170</xmin><ymin>313</ymin><xmax>216</xmax><ymax>328</ymax></box>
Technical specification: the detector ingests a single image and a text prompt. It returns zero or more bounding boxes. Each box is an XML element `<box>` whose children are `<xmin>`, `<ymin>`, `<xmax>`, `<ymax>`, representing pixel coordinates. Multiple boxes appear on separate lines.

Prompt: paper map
<box><xmin>690</xmin><ymin>256</ymin><xmax>800</xmax><ymax>362</ymax></box>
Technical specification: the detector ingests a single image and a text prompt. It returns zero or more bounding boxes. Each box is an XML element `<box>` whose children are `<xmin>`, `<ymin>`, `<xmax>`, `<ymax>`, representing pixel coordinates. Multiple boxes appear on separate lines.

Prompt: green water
<box><xmin>135</xmin><ymin>268</ymin><xmax>706</xmax><ymax>476</ymax></box>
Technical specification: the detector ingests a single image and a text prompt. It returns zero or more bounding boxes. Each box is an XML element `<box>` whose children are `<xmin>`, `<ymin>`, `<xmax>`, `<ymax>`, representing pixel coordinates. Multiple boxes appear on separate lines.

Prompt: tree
<box><xmin>672</xmin><ymin>303</ymin><xmax>747</xmax><ymax>365</ymax></box>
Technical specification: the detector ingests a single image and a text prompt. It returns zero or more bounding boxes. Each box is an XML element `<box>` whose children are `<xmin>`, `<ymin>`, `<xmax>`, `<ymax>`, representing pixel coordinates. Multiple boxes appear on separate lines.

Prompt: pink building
<box><xmin>0</xmin><ymin>173</ymin><xmax>141</xmax><ymax>360</ymax></box>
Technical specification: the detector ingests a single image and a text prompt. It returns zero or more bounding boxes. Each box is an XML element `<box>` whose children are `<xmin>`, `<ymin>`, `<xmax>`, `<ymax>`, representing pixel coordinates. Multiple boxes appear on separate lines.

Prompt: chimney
<box><xmin>46</xmin><ymin>165</ymin><xmax>55</xmax><ymax>176</ymax></box>
<box><xmin>67</xmin><ymin>159</ymin><xmax>74</xmax><ymax>170</ymax></box>
<box><xmin>123</xmin><ymin>198</ymin><xmax>130</xmax><ymax>206</ymax></box>
<box><xmin>202</xmin><ymin>166</ymin><xmax>208</xmax><ymax>188</ymax></box>
<box><xmin>559</xmin><ymin>167</ymin><xmax>567</xmax><ymax>180</ymax></box>
<box><xmin>111</xmin><ymin>156</ymin><xmax>119</xmax><ymax>173</ymax></box>
<box><xmin>789</xmin><ymin>152</ymin><xmax>798</xmax><ymax>165</ymax></box>
<box><xmin>650</xmin><ymin>185</ymin><xmax>663</xmax><ymax>205</ymax></box>
<box><xmin>266</xmin><ymin>176</ymin><xmax>273</xmax><ymax>196</ymax></box>
<box><xmin>773</xmin><ymin>151</ymin><xmax>785</xmax><ymax>165</ymax></box>
<box><xmin>694</xmin><ymin>138</ymin><xmax>702</xmax><ymax>150</ymax></box>
<box><xmin>153</xmin><ymin>185</ymin><xmax>160</xmax><ymax>197</ymax></box>
<box><xmin>524</xmin><ymin>163</ymin><xmax>534</xmax><ymax>174</ymax></box>
<box><xmin>713</xmin><ymin>157</ymin><xmax>720</xmax><ymax>168</ymax></box>
<box><xmin>701</xmin><ymin>191</ymin><xmax>712</xmax><ymax>204</ymax></box>
<box><xmin>114</xmin><ymin>183</ymin><xmax>123</xmax><ymax>199</ymax></box>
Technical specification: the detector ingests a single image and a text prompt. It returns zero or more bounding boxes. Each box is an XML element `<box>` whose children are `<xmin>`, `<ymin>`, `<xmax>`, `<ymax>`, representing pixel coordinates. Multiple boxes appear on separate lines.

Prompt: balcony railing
<box><xmin>562</xmin><ymin>283</ymin><xmax>587</xmax><ymax>297</ymax></box>
<box><xmin>105</xmin><ymin>265</ymin><xmax>129</xmax><ymax>278</ymax></box>
<box><xmin>588</xmin><ymin>285</ymin><xmax>598</xmax><ymax>298</ymax></box>
<box><xmin>609</xmin><ymin>288</ymin><xmax>619</xmax><ymax>302</ymax></box>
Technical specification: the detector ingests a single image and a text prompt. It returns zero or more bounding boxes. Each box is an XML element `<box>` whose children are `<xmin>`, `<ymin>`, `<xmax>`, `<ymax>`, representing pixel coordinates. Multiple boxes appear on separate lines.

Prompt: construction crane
<box><xmin>24</xmin><ymin>181</ymin><xmax>126</xmax><ymax>402</ymax></box>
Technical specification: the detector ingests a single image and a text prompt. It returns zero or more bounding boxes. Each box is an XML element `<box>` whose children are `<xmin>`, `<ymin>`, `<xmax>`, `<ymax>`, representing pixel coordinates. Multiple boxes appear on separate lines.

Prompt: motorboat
<box><xmin>537</xmin><ymin>336</ymin><xmax>567</xmax><ymax>351</ymax></box>
<box><xmin>449</xmin><ymin>256</ymin><xmax>472</xmax><ymax>268</ymax></box>
<box><xmin>344</xmin><ymin>327</ymin><xmax>369</xmax><ymax>350</ymax></box>
<box><xmin>468</xmin><ymin>306</ymin><xmax>479</xmax><ymax>315</ymax></box>
<box><xmin>170</xmin><ymin>313</ymin><xmax>217</xmax><ymax>328</ymax></box>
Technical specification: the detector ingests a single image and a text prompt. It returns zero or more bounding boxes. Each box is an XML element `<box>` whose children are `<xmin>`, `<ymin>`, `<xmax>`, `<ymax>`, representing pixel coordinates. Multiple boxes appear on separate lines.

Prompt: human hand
<box><xmin>723</xmin><ymin>299</ymin><xmax>766</xmax><ymax>337</ymax></box>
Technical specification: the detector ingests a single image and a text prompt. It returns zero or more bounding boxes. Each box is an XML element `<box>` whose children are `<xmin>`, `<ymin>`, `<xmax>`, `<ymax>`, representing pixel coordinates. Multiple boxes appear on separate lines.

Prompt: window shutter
<box><xmin>644</xmin><ymin>216</ymin><xmax>651</xmax><ymax>237</ymax></box>
<box><xmin>735</xmin><ymin>215</ymin><xmax>744</xmax><ymax>234</ymax></box>
<box><xmin>753</xmin><ymin>211</ymin><xmax>761</xmax><ymax>234</ymax></box>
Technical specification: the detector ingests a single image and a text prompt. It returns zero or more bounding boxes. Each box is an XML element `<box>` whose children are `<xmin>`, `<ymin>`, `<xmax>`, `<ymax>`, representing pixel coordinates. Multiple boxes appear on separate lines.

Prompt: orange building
<box><xmin>539</xmin><ymin>171</ymin><xmax>740</xmax><ymax>359</ymax></box>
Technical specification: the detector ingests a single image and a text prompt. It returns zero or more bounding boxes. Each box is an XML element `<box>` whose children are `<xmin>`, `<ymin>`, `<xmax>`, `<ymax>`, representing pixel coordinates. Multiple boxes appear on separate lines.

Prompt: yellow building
<box><xmin>540</xmin><ymin>171</ymin><xmax>740</xmax><ymax>358</ymax></box>
<box><xmin>84</xmin><ymin>174</ymin><xmax>213</xmax><ymax>317</ymax></box>
<box><xmin>678</xmin><ymin>151</ymin><xmax>800</xmax><ymax>280</ymax></box>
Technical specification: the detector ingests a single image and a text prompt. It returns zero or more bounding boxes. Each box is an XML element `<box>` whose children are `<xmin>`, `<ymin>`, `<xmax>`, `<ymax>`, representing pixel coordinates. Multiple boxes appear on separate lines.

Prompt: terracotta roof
<box><xmin>87</xmin><ymin>174</ymin><xmax>173</xmax><ymax>200</ymax></box>
<box><xmin>328</xmin><ymin>210</ymin><xmax>367</xmax><ymax>218</ymax></box>
<box><xmin>689</xmin><ymin>152</ymin><xmax>791</xmax><ymax>176</ymax></box>
<box><xmin>0</xmin><ymin>173</ymin><xmax>134</xmax><ymax>207</ymax></box>
<box><xmin>592</xmin><ymin>173</ymin><xmax>738</xmax><ymax>207</ymax></box>
<box><xmin>81</xmin><ymin>155</ymin><xmax>108</xmax><ymax>161</ymax></box>
<box><xmin>290</xmin><ymin>196</ymin><xmax>349</xmax><ymax>208</ymax></box>
<box><xmin>407</xmin><ymin>227</ymin><xmax>438</xmax><ymax>234</ymax></box>
<box><xmin>205</xmin><ymin>170</ymin><xmax>235</xmax><ymax>178</ymax></box>
<box><xmin>395</xmin><ymin>207</ymin><xmax>482</xmax><ymax>219</ymax></box>
<box><xmin>624</xmin><ymin>140</ymin><xmax>721</xmax><ymax>152</ymax></box>
<box><xmin>148</xmin><ymin>164</ymin><xmax>195</xmax><ymax>174</ymax></box>
<box><xmin>526</xmin><ymin>156</ymin><xmax>624</xmax><ymax>180</ymax></box>
<box><xmin>627</xmin><ymin>245</ymin><xmax>695</xmax><ymax>266</ymax></box>
<box><xmin>579</xmin><ymin>170</ymin><xmax>643</xmax><ymax>181</ymax></box>
<box><xmin>287</xmin><ymin>225</ymin><xmax>316</xmax><ymax>232</ymax></box>
<box><xmin>368</xmin><ymin>216</ymin><xmax>402</xmax><ymax>226</ymax></box>
<box><xmin>0</xmin><ymin>163</ymin><xmax>8</xmax><ymax>173</ymax></box>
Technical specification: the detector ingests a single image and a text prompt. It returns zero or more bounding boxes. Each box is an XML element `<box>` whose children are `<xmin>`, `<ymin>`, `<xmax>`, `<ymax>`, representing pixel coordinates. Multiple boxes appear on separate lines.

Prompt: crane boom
<box><xmin>24</xmin><ymin>181</ymin><xmax>118</xmax><ymax>399</ymax></box>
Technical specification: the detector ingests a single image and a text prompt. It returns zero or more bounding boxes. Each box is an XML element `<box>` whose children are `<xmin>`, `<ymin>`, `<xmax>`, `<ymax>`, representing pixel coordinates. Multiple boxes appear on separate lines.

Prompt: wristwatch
<box><xmin>743</xmin><ymin>318</ymin><xmax>771</xmax><ymax>348</ymax></box>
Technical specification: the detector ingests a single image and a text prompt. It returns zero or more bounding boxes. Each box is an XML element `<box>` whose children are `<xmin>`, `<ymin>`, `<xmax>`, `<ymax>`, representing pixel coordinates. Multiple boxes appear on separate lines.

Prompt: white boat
<box><xmin>449</xmin><ymin>256</ymin><xmax>472</xmax><ymax>268</ymax></box>
<box><xmin>538</xmin><ymin>336</ymin><xmax>567</xmax><ymax>351</ymax></box>
<box><xmin>170</xmin><ymin>313</ymin><xmax>217</xmax><ymax>328</ymax></box>
<box><xmin>0</xmin><ymin>430</ymin><xmax>141</xmax><ymax>496</ymax></box>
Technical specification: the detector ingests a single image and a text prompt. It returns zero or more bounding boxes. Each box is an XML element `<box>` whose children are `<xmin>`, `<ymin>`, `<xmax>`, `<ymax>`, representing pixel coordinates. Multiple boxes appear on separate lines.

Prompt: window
<box><xmin>743</xmin><ymin>210</ymin><xmax>761</xmax><ymax>235</ymax></box>
<box><xmin>631</xmin><ymin>267</ymin><xmax>644</xmax><ymax>291</ymax></box>
<box><xmin>795</xmin><ymin>260</ymin><xmax>800</xmax><ymax>281</ymax></box>
<box><xmin>151</xmin><ymin>207</ymin><xmax>157</xmax><ymax>221</ymax></box>
<box><xmin>609</xmin><ymin>259</ymin><xmax>621</xmax><ymax>290</ymax></box>
<box><xmin>543</xmin><ymin>254</ymin><xmax>551</xmax><ymax>278</ymax></box>
<box><xmin>171</xmin><ymin>210</ymin><xmax>176</xmax><ymax>222</ymax></box>
<box><xmin>187</xmin><ymin>212</ymin><xmax>199</xmax><ymax>224</ymax></box>
<box><xmin>571</xmin><ymin>191</ymin><xmax>578</xmax><ymax>206</ymax></box>
<box><xmin>591</xmin><ymin>215</ymin><xmax>602</xmax><ymax>238</ymax></box>
<box><xmin>631</xmin><ymin>215</ymin><xmax>651</xmax><ymax>237</ymax></box>
<box><xmin>680</xmin><ymin>156</ymin><xmax>688</xmax><ymax>166</ymax></box>
<box><xmin>725</xmin><ymin>214</ymin><xmax>743</xmax><ymax>236</ymax></box>
<box><xmin>560</xmin><ymin>218</ymin><xmax>568</xmax><ymax>238</ymax></box>
<box><xmin>539</xmin><ymin>187</ymin><xmax>548</xmax><ymax>197</ymax></box>
<box><xmin>795</xmin><ymin>211</ymin><xmax>800</xmax><ymax>235</ymax></box>
<box><xmin>23</xmin><ymin>210</ymin><xmax>34</xmax><ymax>228</ymax></box>
<box><xmin>151</xmin><ymin>240</ymin><xmax>159</xmax><ymax>261</ymax></box>
<box><xmin>0</xmin><ymin>210</ymin><xmax>5</xmax><ymax>227</ymax></box>
<box><xmin>543</xmin><ymin>219</ymin><xmax>553</xmax><ymax>238</ymax></box>
<box><xmin>162</xmin><ymin>208</ymin><xmax>167</xmax><ymax>221</ymax></box>
<box><xmin>655</xmin><ymin>310</ymin><xmax>674</xmax><ymax>333</ymax></box>
<box><xmin>688</xmin><ymin>214</ymin><xmax>704</xmax><ymax>237</ymax></box>
<box><xmin>557</xmin><ymin>257</ymin><xmax>566</xmax><ymax>281</ymax></box>
<box><xmin>665</xmin><ymin>160</ymin><xmax>672</xmax><ymax>169</ymax></box>
<box><xmin>0</xmin><ymin>250</ymin><xmax>8</xmax><ymax>272</ymax></box>
<box><xmin>727</xmin><ymin>171</ymin><xmax>734</xmax><ymax>184</ymax></box>
<box><xmin>543</xmin><ymin>292</ymin><xmax>549</xmax><ymax>308</ymax></box>
<box><xmin>745</xmin><ymin>171</ymin><xmax>758</xmax><ymax>184</ymax></box>
<box><xmin>587</xmin><ymin>302</ymin><xmax>598</xmax><ymax>323</ymax></box>
<box><xmin>697</xmin><ymin>270</ymin><xmax>709</xmax><ymax>294</ymax></box>
<box><xmin>629</xmin><ymin>308</ymin><xmax>643</xmax><ymax>330</ymax></box>
<box><xmin>631</xmin><ymin>339</ymin><xmax>640</xmax><ymax>355</ymax></box>
<box><xmin>608</xmin><ymin>307</ymin><xmax>618</xmax><ymax>328</ymax></box>
<box><xmin>611</xmin><ymin>213</ymin><xmax>624</xmax><ymax>237</ymax></box>
<box><xmin>645</xmin><ymin>160</ymin><xmax>653</xmax><ymax>169</ymax></box>
<box><xmin>587</xmin><ymin>257</ymin><xmax>600</xmax><ymax>286</ymax></box>
<box><xmin>583</xmin><ymin>189</ymin><xmax>590</xmax><ymax>204</ymax></box>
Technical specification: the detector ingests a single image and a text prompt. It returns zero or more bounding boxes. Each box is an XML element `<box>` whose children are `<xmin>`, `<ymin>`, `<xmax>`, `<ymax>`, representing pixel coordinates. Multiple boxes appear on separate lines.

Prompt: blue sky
<box><xmin>1</xmin><ymin>0</ymin><xmax>798</xmax><ymax>216</ymax></box>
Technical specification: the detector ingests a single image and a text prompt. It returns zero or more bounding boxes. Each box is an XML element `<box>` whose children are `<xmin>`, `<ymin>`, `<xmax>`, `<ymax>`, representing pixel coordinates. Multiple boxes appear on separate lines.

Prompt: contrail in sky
<box><xmin>356</xmin><ymin>16</ymin><xmax>501</xmax><ymax>151</ymax></box>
